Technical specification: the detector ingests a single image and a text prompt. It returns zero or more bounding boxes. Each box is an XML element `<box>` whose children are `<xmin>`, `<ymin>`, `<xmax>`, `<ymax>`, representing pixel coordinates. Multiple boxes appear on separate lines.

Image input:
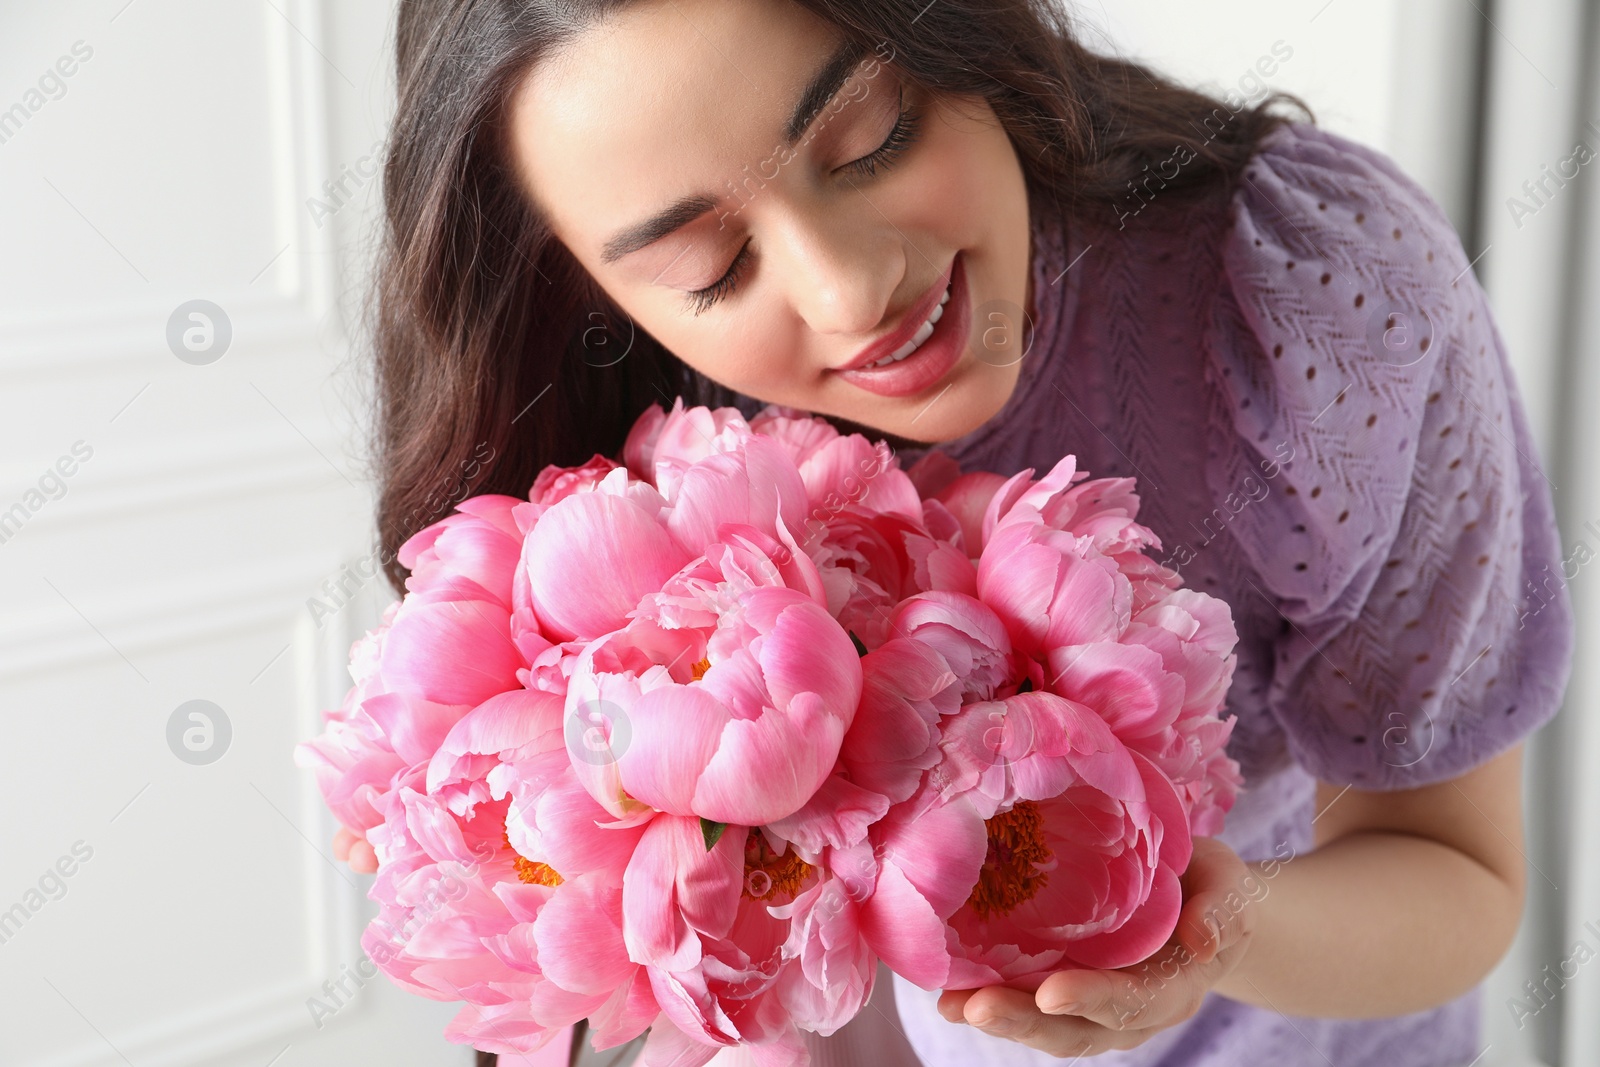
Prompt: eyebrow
<box><xmin>598</xmin><ymin>37</ymin><xmax>872</xmax><ymax>266</ymax></box>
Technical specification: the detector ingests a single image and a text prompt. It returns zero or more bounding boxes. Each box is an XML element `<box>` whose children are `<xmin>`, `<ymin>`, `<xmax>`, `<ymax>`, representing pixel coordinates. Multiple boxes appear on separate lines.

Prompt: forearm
<box><xmin>1212</xmin><ymin>830</ymin><xmax>1522</xmax><ymax>1017</ymax></box>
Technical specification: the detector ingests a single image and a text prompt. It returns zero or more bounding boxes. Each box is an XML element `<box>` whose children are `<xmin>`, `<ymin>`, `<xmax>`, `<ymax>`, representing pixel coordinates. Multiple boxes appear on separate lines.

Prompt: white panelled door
<box><xmin>0</xmin><ymin>2</ymin><xmax>465</xmax><ymax>1064</ymax></box>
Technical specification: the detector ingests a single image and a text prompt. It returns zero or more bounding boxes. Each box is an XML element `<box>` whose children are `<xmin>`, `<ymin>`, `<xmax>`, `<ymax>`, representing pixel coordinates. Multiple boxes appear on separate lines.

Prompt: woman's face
<box><xmin>506</xmin><ymin>0</ymin><xmax>1035</xmax><ymax>444</ymax></box>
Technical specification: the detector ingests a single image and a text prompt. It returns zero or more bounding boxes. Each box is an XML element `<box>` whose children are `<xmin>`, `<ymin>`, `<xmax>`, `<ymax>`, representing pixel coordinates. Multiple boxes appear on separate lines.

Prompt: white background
<box><xmin>0</xmin><ymin>1</ymin><xmax>1593</xmax><ymax>1065</ymax></box>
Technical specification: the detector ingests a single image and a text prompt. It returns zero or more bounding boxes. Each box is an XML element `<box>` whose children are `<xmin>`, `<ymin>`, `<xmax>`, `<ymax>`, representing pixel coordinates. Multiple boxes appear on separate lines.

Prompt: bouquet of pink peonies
<box><xmin>294</xmin><ymin>399</ymin><xmax>1243</xmax><ymax>1065</ymax></box>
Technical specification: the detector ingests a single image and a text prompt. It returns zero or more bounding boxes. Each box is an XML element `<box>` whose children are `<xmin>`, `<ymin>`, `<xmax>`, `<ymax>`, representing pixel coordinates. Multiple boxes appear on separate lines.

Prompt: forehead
<box><xmin>508</xmin><ymin>0</ymin><xmax>843</xmax><ymax>251</ymax></box>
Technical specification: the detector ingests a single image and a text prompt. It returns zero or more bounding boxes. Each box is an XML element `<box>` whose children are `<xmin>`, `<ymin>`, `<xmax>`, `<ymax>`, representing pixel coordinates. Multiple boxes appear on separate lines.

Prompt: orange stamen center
<box><xmin>503</xmin><ymin>828</ymin><xmax>563</xmax><ymax>887</ymax></box>
<box><xmin>965</xmin><ymin>800</ymin><xmax>1051</xmax><ymax>920</ymax></box>
<box><xmin>742</xmin><ymin>828</ymin><xmax>813</xmax><ymax>902</ymax></box>
<box><xmin>691</xmin><ymin>656</ymin><xmax>712</xmax><ymax>680</ymax></box>
<box><xmin>516</xmin><ymin>858</ymin><xmax>564</xmax><ymax>887</ymax></box>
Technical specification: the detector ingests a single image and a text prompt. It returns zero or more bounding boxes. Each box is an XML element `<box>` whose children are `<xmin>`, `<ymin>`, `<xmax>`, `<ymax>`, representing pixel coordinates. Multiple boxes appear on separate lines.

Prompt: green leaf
<box><xmin>848</xmin><ymin>630</ymin><xmax>869</xmax><ymax>657</ymax></box>
<box><xmin>700</xmin><ymin>817</ymin><xmax>727</xmax><ymax>851</ymax></box>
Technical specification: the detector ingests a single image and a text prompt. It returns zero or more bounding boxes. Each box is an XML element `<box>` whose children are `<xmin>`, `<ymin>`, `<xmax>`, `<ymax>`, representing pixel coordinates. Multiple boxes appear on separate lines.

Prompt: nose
<box><xmin>768</xmin><ymin>210</ymin><xmax>905</xmax><ymax>341</ymax></box>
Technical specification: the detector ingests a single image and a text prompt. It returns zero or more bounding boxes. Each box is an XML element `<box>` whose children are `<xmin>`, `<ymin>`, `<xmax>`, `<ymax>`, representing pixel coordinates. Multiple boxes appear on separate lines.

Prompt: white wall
<box><xmin>0</xmin><ymin>1</ymin><xmax>462</xmax><ymax>1064</ymax></box>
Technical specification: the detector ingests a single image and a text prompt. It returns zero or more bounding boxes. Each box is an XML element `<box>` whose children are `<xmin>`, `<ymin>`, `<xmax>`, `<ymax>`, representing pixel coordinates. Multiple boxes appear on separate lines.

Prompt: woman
<box><xmin>334</xmin><ymin>0</ymin><xmax>1577</xmax><ymax>1062</ymax></box>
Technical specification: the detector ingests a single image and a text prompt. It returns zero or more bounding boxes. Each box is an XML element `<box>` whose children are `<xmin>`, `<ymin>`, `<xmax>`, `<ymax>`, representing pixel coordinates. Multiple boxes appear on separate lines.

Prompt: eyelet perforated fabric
<box><xmin>887</xmin><ymin>121</ymin><xmax>1575</xmax><ymax>1067</ymax></box>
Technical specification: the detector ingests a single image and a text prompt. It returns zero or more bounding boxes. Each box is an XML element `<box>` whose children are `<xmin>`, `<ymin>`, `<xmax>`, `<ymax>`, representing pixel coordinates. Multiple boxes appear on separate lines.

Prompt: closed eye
<box><xmin>839</xmin><ymin>84</ymin><xmax>923</xmax><ymax>180</ymax></box>
<box><xmin>682</xmin><ymin>84</ymin><xmax>925</xmax><ymax>316</ymax></box>
<box><xmin>684</xmin><ymin>239</ymin><xmax>754</xmax><ymax>316</ymax></box>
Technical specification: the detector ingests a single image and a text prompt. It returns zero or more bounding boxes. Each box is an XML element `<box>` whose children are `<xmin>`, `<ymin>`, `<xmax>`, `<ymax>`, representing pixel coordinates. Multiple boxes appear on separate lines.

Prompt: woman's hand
<box><xmin>333</xmin><ymin>825</ymin><xmax>379</xmax><ymax>873</ymax></box>
<box><xmin>935</xmin><ymin>837</ymin><xmax>1257</xmax><ymax>1058</ymax></box>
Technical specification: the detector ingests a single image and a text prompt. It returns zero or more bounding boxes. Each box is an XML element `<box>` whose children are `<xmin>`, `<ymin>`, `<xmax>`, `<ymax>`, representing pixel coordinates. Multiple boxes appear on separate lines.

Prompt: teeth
<box><xmin>865</xmin><ymin>281</ymin><xmax>952</xmax><ymax>369</ymax></box>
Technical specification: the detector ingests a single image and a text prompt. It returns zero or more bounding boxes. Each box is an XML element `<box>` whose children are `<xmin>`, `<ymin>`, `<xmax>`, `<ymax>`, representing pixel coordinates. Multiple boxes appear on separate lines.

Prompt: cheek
<box><xmin>656</xmin><ymin>313</ymin><xmax>800</xmax><ymax>397</ymax></box>
<box><xmin>890</xmin><ymin>105</ymin><xmax>1011</xmax><ymax>238</ymax></box>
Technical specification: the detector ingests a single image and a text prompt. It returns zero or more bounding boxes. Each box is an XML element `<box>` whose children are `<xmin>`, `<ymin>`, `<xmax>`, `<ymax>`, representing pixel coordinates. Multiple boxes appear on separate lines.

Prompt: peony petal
<box><xmin>382</xmin><ymin>599</ymin><xmax>521</xmax><ymax>707</ymax></box>
<box><xmin>426</xmin><ymin>689</ymin><xmax>565</xmax><ymax>793</ymax></box>
<box><xmin>1061</xmin><ymin>860</ymin><xmax>1182</xmax><ymax>970</ymax></box>
<box><xmin>532</xmin><ymin>771</ymin><xmax>646</xmax><ymax>882</ymax></box>
<box><xmin>623</xmin><ymin>403</ymin><xmax>669</xmax><ymax>481</ymax></box>
<box><xmin>532</xmin><ymin>877</ymin><xmax>634</xmax><ymax>995</ymax></box>
<box><xmin>666</xmin><ymin>435</ymin><xmax>808</xmax><ymax>555</ymax></box>
<box><xmin>692</xmin><ymin>693</ymin><xmax>839</xmax><ymax>825</ymax></box>
<box><xmin>363</xmin><ymin>692</ymin><xmax>473</xmax><ymax>767</ymax></box>
<box><xmin>765</xmin><ymin>774</ymin><xmax>891</xmax><ymax>856</ymax></box>
<box><xmin>859</xmin><ymin>860</ymin><xmax>954</xmax><ymax>990</ymax></box>
<box><xmin>587</xmin><ymin>969</ymin><xmax>661</xmax><ymax>1049</ymax></box>
<box><xmin>637</xmin><ymin>1010</ymin><xmax>726</xmax><ymax>1067</ymax></box>
<box><xmin>615</xmin><ymin>684</ymin><xmax>731</xmax><ymax>817</ymax></box>
<box><xmin>526</xmin><ymin>491</ymin><xmax>692</xmax><ymax>641</ymax></box>
<box><xmin>903</xmin><ymin>448</ymin><xmax>963</xmax><ymax>499</ymax></box>
<box><xmin>752</xmin><ymin>593</ymin><xmax>862</xmax><ymax>726</ymax></box>
<box><xmin>622</xmin><ymin>815</ymin><xmax>743</xmax><ymax>970</ymax></box>
<box><xmin>800</xmin><ymin>436</ymin><xmax>923</xmax><ymax>525</ymax></box>
<box><xmin>1047</xmin><ymin>641</ymin><xmax>1182</xmax><ymax>738</ymax></box>
<box><xmin>973</xmin><ymin>525</ymin><xmax>1060</xmax><ymax>653</ymax></box>
<box><xmin>979</xmin><ymin>467</ymin><xmax>1040</xmax><ymax>544</ymax></box>
<box><xmin>934</xmin><ymin>471</ymin><xmax>1008</xmax><ymax>557</ymax></box>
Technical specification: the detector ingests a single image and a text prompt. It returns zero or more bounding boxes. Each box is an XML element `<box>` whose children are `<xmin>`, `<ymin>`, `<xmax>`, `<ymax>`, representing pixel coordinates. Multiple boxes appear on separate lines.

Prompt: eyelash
<box><xmin>683</xmin><ymin>90</ymin><xmax>926</xmax><ymax>316</ymax></box>
<box><xmin>841</xmin><ymin>87</ymin><xmax>924</xmax><ymax>179</ymax></box>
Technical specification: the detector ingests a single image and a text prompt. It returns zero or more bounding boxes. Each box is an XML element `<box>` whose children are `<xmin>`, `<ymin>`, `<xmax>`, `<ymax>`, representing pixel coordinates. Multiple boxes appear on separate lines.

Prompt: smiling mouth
<box><xmin>860</xmin><ymin>280</ymin><xmax>953</xmax><ymax>368</ymax></box>
<box><xmin>835</xmin><ymin>255</ymin><xmax>958</xmax><ymax>373</ymax></box>
<box><xmin>830</xmin><ymin>251</ymin><xmax>971</xmax><ymax>400</ymax></box>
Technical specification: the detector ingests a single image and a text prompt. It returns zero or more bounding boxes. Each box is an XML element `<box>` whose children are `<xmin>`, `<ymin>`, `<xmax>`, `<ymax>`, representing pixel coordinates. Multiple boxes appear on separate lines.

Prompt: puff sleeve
<box><xmin>1206</xmin><ymin>123</ymin><xmax>1576</xmax><ymax>789</ymax></box>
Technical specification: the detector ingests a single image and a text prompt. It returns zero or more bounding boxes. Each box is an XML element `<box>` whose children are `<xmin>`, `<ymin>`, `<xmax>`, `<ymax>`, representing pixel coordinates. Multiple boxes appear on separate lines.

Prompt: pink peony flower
<box><xmin>530</xmin><ymin>453</ymin><xmax>621</xmax><ymax>507</ymax></box>
<box><xmin>748</xmin><ymin>405</ymin><xmax>923</xmax><ymax>530</ymax></box>
<box><xmin>567</xmin><ymin>572</ymin><xmax>863</xmax><ymax>827</ymax></box>
<box><xmin>295</xmin><ymin>495</ymin><xmax>531</xmax><ymax>834</ymax></box>
<box><xmin>824</xmin><ymin>591</ymin><xmax>1014</xmax><ymax>816</ymax></box>
<box><xmin>860</xmin><ymin>689</ymin><xmax>1193</xmax><ymax>991</ymax></box>
<box><xmin>364</xmin><ymin>691</ymin><xmax>660</xmax><ymax>1057</ymax></box>
<box><xmin>921</xmin><ymin>453</ymin><xmax>1243</xmax><ymax>838</ymax></box>
<box><xmin>296</xmin><ymin>400</ymin><xmax>1247</xmax><ymax>1065</ymax></box>
<box><xmin>625</xmin><ymin>399</ymin><xmax>924</xmax><ymax>535</ymax></box>
<box><xmin>623</xmin><ymin>398</ymin><xmax>752</xmax><ymax>486</ymax></box>
<box><xmin>293</xmin><ymin>598</ymin><xmax>407</xmax><ymax>833</ymax></box>
<box><xmin>623</xmin><ymin>814</ymin><xmax>876</xmax><ymax>1067</ymax></box>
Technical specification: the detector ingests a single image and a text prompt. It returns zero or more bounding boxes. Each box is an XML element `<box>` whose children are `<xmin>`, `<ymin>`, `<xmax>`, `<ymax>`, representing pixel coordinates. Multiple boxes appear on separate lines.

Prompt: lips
<box><xmin>836</xmin><ymin>256</ymin><xmax>959</xmax><ymax>373</ymax></box>
<box><xmin>832</xmin><ymin>252</ymin><xmax>970</xmax><ymax>399</ymax></box>
<box><xmin>860</xmin><ymin>283</ymin><xmax>952</xmax><ymax>369</ymax></box>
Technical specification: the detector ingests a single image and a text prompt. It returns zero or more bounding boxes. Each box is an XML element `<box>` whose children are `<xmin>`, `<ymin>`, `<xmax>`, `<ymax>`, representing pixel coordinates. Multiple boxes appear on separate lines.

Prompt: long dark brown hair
<box><xmin>366</xmin><ymin>0</ymin><xmax>1311</xmax><ymax>604</ymax></box>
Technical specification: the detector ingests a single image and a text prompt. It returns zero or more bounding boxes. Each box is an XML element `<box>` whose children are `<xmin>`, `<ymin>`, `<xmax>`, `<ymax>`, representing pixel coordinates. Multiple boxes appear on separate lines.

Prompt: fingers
<box><xmin>951</xmin><ymin>985</ymin><xmax>1147</xmax><ymax>1058</ymax></box>
<box><xmin>1173</xmin><ymin>838</ymin><xmax>1259</xmax><ymax>965</ymax></box>
<box><xmin>934</xmin><ymin>840</ymin><xmax>1261</xmax><ymax>1055</ymax></box>
<box><xmin>936</xmin><ymin>988</ymin><xmax>976</xmax><ymax>1023</ymax></box>
<box><xmin>1034</xmin><ymin>945</ymin><xmax>1208</xmax><ymax>1033</ymax></box>
<box><xmin>350</xmin><ymin>837</ymin><xmax>378</xmax><ymax>873</ymax></box>
<box><xmin>940</xmin><ymin>949</ymin><xmax>1242</xmax><ymax>1058</ymax></box>
<box><xmin>332</xmin><ymin>826</ymin><xmax>379</xmax><ymax>873</ymax></box>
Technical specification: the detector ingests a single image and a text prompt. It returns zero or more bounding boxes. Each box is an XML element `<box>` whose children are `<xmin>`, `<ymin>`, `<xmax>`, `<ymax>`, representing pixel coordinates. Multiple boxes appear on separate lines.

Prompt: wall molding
<box><xmin>0</xmin><ymin>552</ymin><xmax>369</xmax><ymax>681</ymax></box>
<box><xmin>29</xmin><ymin>593</ymin><xmax>376</xmax><ymax>1067</ymax></box>
<box><xmin>0</xmin><ymin>436</ymin><xmax>369</xmax><ymax>534</ymax></box>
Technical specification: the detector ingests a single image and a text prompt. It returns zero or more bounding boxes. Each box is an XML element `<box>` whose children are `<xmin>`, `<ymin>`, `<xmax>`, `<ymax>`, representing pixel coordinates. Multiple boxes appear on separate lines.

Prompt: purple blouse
<box><xmin>883</xmin><ymin>122</ymin><xmax>1577</xmax><ymax>1067</ymax></box>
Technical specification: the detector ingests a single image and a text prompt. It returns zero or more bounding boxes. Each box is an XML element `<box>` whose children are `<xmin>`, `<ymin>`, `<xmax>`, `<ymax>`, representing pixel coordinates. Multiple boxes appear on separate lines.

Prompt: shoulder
<box><xmin>1202</xmin><ymin>122</ymin><xmax>1501</xmax><ymax>619</ymax></box>
<box><xmin>1230</xmin><ymin>121</ymin><xmax>1458</xmax><ymax>232</ymax></box>
<box><xmin>1223</xmin><ymin>122</ymin><xmax>1471</xmax><ymax>329</ymax></box>
<box><xmin>1199</xmin><ymin>127</ymin><xmax>1575</xmax><ymax>788</ymax></box>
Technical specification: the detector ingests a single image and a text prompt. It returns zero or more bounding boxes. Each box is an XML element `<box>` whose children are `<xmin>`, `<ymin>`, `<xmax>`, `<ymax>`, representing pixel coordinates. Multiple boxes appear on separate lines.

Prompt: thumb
<box><xmin>1036</xmin><ymin>967</ymin><xmax>1153</xmax><ymax>1030</ymax></box>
